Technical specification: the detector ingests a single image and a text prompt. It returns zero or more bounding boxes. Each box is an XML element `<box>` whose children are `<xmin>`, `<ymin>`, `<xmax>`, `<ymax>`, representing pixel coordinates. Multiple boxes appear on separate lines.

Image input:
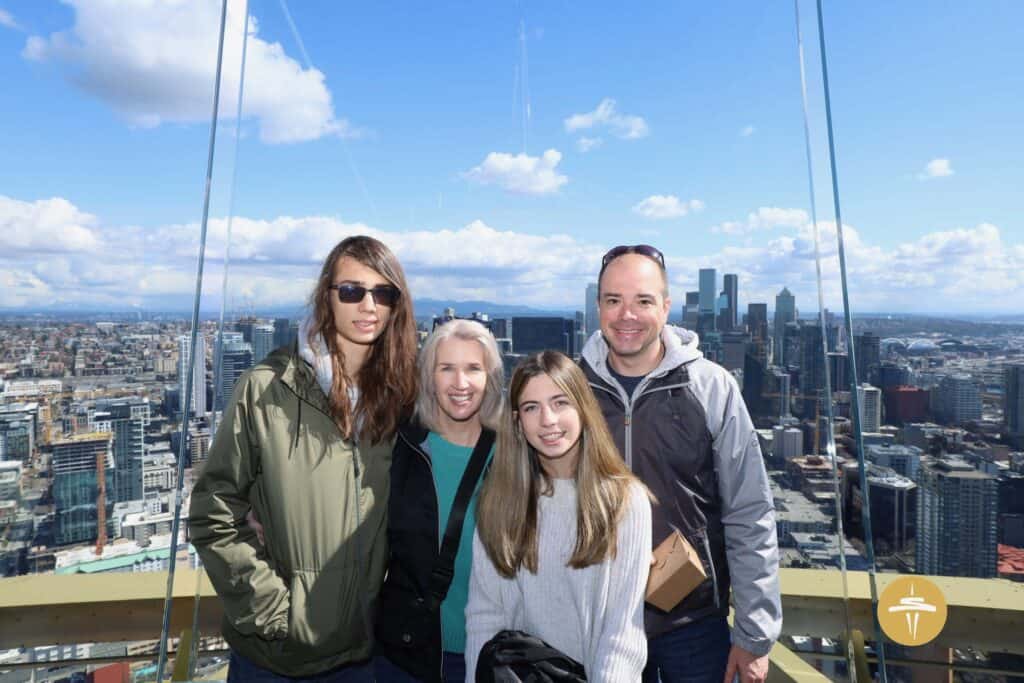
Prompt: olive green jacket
<box><xmin>188</xmin><ymin>346</ymin><xmax>392</xmax><ymax>676</ymax></box>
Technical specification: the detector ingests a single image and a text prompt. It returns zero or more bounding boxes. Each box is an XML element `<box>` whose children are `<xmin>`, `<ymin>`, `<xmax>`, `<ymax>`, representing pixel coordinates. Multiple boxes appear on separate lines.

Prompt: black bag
<box><xmin>476</xmin><ymin>630</ymin><xmax>587</xmax><ymax>682</ymax></box>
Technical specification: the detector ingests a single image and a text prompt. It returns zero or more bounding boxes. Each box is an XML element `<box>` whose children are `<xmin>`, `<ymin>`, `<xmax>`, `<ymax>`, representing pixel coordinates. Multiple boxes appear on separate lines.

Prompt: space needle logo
<box><xmin>878</xmin><ymin>576</ymin><xmax>948</xmax><ymax>647</ymax></box>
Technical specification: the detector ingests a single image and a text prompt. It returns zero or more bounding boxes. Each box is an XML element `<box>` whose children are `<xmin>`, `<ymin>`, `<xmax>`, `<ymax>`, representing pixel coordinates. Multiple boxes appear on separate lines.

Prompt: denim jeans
<box><xmin>374</xmin><ymin>652</ymin><xmax>467</xmax><ymax>683</ymax></box>
<box><xmin>226</xmin><ymin>650</ymin><xmax>374</xmax><ymax>683</ymax></box>
<box><xmin>642</xmin><ymin>615</ymin><xmax>732</xmax><ymax>683</ymax></box>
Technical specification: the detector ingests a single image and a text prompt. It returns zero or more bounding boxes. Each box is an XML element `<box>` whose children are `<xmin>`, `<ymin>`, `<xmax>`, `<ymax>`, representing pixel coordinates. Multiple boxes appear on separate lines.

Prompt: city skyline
<box><xmin>1</xmin><ymin>2</ymin><xmax>1022</xmax><ymax>314</ymax></box>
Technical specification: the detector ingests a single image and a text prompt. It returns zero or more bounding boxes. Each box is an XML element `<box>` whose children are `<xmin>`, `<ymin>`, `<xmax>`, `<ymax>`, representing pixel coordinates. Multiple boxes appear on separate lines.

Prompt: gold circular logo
<box><xmin>877</xmin><ymin>576</ymin><xmax>948</xmax><ymax>647</ymax></box>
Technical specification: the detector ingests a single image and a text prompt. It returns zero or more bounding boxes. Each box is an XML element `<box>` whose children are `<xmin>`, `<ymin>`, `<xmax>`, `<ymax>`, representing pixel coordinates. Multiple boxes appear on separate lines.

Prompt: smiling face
<box><xmin>330</xmin><ymin>256</ymin><xmax>394</xmax><ymax>356</ymax></box>
<box><xmin>516</xmin><ymin>372</ymin><xmax>582</xmax><ymax>479</ymax></box>
<box><xmin>433</xmin><ymin>336</ymin><xmax>487</xmax><ymax>430</ymax></box>
<box><xmin>598</xmin><ymin>253</ymin><xmax>671</xmax><ymax>374</ymax></box>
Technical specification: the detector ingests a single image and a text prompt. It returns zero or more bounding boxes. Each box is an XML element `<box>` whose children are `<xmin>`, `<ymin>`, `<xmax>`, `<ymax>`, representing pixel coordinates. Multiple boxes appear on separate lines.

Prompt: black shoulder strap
<box><xmin>427</xmin><ymin>427</ymin><xmax>496</xmax><ymax>609</ymax></box>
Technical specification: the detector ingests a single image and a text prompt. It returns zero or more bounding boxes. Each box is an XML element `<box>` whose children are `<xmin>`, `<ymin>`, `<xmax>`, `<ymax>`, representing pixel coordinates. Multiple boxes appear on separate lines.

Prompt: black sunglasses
<box><xmin>600</xmin><ymin>244</ymin><xmax>666</xmax><ymax>269</ymax></box>
<box><xmin>329</xmin><ymin>283</ymin><xmax>401</xmax><ymax>307</ymax></box>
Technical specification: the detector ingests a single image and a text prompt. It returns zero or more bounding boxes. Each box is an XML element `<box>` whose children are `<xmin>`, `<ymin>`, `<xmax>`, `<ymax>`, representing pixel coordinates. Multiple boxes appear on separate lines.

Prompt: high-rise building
<box><xmin>585</xmin><ymin>283</ymin><xmax>599</xmax><ymax>339</ymax></box>
<box><xmin>854</xmin><ymin>332</ymin><xmax>881</xmax><ymax>384</ymax></box>
<box><xmin>0</xmin><ymin>409</ymin><xmax>34</xmax><ymax>462</ymax></box>
<box><xmin>698</xmin><ymin>269</ymin><xmax>716</xmax><ymax>316</ymax></box>
<box><xmin>867</xmin><ymin>443</ymin><xmax>923</xmax><ymax>481</ymax></box>
<box><xmin>682</xmin><ymin>291</ymin><xmax>699</xmax><ymax>331</ymax></box>
<box><xmin>997</xmin><ymin>471</ymin><xmax>1024</xmax><ymax>547</ymax></box>
<box><xmin>236</xmin><ymin>317</ymin><xmax>257</xmax><ymax>345</ymax></box>
<box><xmin>52</xmin><ymin>432</ymin><xmax>116</xmax><ymax>546</ymax></box>
<box><xmin>722</xmin><ymin>274</ymin><xmax>738</xmax><ymax>332</ymax></box>
<box><xmin>746</xmin><ymin>303</ymin><xmax>768</xmax><ymax>343</ymax></box>
<box><xmin>273</xmin><ymin>318</ymin><xmax>295</xmax><ymax>350</ymax></box>
<box><xmin>882</xmin><ymin>386</ymin><xmax>930</xmax><ymax>425</ymax></box>
<box><xmin>1004</xmin><ymin>365</ymin><xmax>1024</xmax><ymax>448</ymax></box>
<box><xmin>252</xmin><ymin>325</ymin><xmax>275</xmax><ymax>364</ymax></box>
<box><xmin>934</xmin><ymin>374</ymin><xmax>982</xmax><ymax>425</ymax></box>
<box><xmin>772</xmin><ymin>426</ymin><xmax>803</xmax><ymax>461</ymax></box>
<box><xmin>92</xmin><ymin>398</ymin><xmax>150</xmax><ymax>504</ymax></box>
<box><xmin>857</xmin><ymin>384</ymin><xmax>882</xmax><ymax>433</ymax></box>
<box><xmin>916</xmin><ymin>458</ymin><xmax>998</xmax><ymax>577</ymax></box>
<box><xmin>844</xmin><ymin>464</ymin><xmax>916</xmax><ymax>556</ymax></box>
<box><xmin>178</xmin><ymin>334</ymin><xmax>207</xmax><ymax>418</ymax></box>
<box><xmin>511</xmin><ymin>317</ymin><xmax>576</xmax><ymax>356</ymax></box>
<box><xmin>574</xmin><ymin>311</ymin><xmax>586</xmax><ymax>356</ymax></box>
<box><xmin>217</xmin><ymin>335</ymin><xmax>253</xmax><ymax>411</ymax></box>
<box><xmin>720</xmin><ymin>331</ymin><xmax>748</xmax><ymax>372</ymax></box>
<box><xmin>773</xmin><ymin>287</ymin><xmax>796</xmax><ymax>365</ymax></box>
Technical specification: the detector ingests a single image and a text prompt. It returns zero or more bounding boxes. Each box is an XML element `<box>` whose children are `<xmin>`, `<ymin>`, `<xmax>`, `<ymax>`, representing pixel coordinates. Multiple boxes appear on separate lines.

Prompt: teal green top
<box><xmin>428</xmin><ymin>431</ymin><xmax>492</xmax><ymax>654</ymax></box>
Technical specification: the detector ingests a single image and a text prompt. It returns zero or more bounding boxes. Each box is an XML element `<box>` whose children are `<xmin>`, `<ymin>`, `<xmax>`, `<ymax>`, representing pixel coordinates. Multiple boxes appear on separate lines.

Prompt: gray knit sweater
<box><xmin>465</xmin><ymin>479</ymin><xmax>652</xmax><ymax>682</ymax></box>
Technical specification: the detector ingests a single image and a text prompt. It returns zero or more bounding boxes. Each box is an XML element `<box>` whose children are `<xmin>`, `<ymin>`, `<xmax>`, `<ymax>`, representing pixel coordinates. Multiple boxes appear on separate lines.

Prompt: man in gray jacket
<box><xmin>580</xmin><ymin>245</ymin><xmax>781</xmax><ymax>683</ymax></box>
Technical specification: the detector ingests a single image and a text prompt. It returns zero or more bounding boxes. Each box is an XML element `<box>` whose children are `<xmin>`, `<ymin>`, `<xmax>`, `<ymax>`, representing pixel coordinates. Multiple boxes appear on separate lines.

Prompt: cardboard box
<box><xmin>645</xmin><ymin>530</ymin><xmax>708</xmax><ymax>612</ymax></box>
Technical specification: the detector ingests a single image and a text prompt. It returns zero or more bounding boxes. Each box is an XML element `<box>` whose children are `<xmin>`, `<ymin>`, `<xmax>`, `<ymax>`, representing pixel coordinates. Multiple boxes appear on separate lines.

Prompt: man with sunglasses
<box><xmin>580</xmin><ymin>245</ymin><xmax>781</xmax><ymax>683</ymax></box>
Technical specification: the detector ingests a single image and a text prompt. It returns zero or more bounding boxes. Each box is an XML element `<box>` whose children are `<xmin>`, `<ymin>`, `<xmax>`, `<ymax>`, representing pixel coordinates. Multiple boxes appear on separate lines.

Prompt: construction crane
<box><xmin>95</xmin><ymin>444</ymin><xmax>108</xmax><ymax>556</ymax></box>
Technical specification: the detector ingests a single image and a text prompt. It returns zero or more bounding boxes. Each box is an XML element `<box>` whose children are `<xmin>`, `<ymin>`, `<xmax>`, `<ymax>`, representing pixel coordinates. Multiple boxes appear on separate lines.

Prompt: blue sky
<box><xmin>1</xmin><ymin>0</ymin><xmax>1021</xmax><ymax>314</ymax></box>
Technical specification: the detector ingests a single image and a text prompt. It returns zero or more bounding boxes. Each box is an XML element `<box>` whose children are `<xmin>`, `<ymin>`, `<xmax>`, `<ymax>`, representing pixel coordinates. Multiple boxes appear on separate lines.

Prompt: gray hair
<box><xmin>415</xmin><ymin>319</ymin><xmax>505</xmax><ymax>432</ymax></box>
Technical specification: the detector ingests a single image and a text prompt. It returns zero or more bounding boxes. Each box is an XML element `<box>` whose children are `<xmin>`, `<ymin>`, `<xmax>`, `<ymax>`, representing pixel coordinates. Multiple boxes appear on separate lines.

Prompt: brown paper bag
<box><xmin>645</xmin><ymin>530</ymin><xmax>708</xmax><ymax>612</ymax></box>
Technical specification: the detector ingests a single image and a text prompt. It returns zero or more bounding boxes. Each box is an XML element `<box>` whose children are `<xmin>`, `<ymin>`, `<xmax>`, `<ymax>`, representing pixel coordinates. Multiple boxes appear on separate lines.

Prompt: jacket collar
<box><xmin>268</xmin><ymin>344</ymin><xmax>333</xmax><ymax>417</ymax></box>
<box><xmin>581</xmin><ymin>325</ymin><xmax>703</xmax><ymax>391</ymax></box>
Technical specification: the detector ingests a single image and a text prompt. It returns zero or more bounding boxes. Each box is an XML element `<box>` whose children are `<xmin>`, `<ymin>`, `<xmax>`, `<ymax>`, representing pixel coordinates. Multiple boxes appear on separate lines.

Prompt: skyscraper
<box><xmin>747</xmin><ymin>303</ymin><xmax>768</xmax><ymax>342</ymax></box>
<box><xmin>773</xmin><ymin>287</ymin><xmax>796</xmax><ymax>365</ymax></box>
<box><xmin>916</xmin><ymin>458</ymin><xmax>998</xmax><ymax>578</ymax></box>
<box><xmin>1005</xmin><ymin>365</ymin><xmax>1024</xmax><ymax>448</ymax></box>
<box><xmin>512</xmin><ymin>317</ymin><xmax>576</xmax><ymax>356</ymax></box>
<box><xmin>252</xmin><ymin>324</ymin><xmax>275</xmax><ymax>364</ymax></box>
<box><xmin>854</xmin><ymin>332</ymin><xmax>881</xmax><ymax>384</ymax></box>
<box><xmin>273</xmin><ymin>318</ymin><xmax>295</xmax><ymax>349</ymax></box>
<box><xmin>178</xmin><ymin>334</ymin><xmax>207</xmax><ymax>418</ymax></box>
<box><xmin>698</xmin><ymin>268</ymin><xmax>716</xmax><ymax>316</ymax></box>
<box><xmin>722</xmin><ymin>273</ymin><xmax>738</xmax><ymax>332</ymax></box>
<box><xmin>934</xmin><ymin>374</ymin><xmax>982</xmax><ymax>425</ymax></box>
<box><xmin>93</xmin><ymin>397</ymin><xmax>150</xmax><ymax>504</ymax></box>
<box><xmin>683</xmin><ymin>291</ymin><xmax>699</xmax><ymax>331</ymax></box>
<box><xmin>857</xmin><ymin>384</ymin><xmax>882</xmax><ymax>433</ymax></box>
<box><xmin>217</xmin><ymin>335</ymin><xmax>253</xmax><ymax>411</ymax></box>
<box><xmin>585</xmin><ymin>282</ymin><xmax>599</xmax><ymax>339</ymax></box>
<box><xmin>52</xmin><ymin>432</ymin><xmax>116</xmax><ymax>546</ymax></box>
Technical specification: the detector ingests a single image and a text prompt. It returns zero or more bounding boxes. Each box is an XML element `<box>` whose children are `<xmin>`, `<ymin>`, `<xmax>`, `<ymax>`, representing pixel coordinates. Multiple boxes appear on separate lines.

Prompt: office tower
<box><xmin>52</xmin><ymin>433</ymin><xmax>116</xmax><ymax>545</ymax></box>
<box><xmin>236</xmin><ymin>317</ymin><xmax>257</xmax><ymax>345</ymax></box>
<box><xmin>511</xmin><ymin>317</ymin><xmax>576</xmax><ymax>356</ymax></box>
<box><xmin>773</xmin><ymin>287</ymin><xmax>796</xmax><ymax>365</ymax></box>
<box><xmin>720</xmin><ymin>331</ymin><xmax>748</xmax><ymax>372</ymax></box>
<box><xmin>916</xmin><ymin>458</ymin><xmax>998</xmax><ymax>577</ymax></box>
<box><xmin>0</xmin><ymin>410</ymin><xmax>34</xmax><ymax>462</ymax></box>
<box><xmin>876</xmin><ymin>363</ymin><xmax>910</xmax><ymax>390</ymax></box>
<box><xmin>178</xmin><ymin>334</ymin><xmax>207</xmax><ymax>418</ymax></box>
<box><xmin>585</xmin><ymin>283</ymin><xmax>599</xmax><ymax>338</ymax></box>
<box><xmin>934</xmin><ymin>374</ymin><xmax>982</xmax><ymax>425</ymax></box>
<box><xmin>854</xmin><ymin>332</ymin><xmax>881</xmax><ymax>384</ymax></box>
<box><xmin>883</xmin><ymin>386</ymin><xmax>930</xmax><ymax>425</ymax></box>
<box><xmin>772</xmin><ymin>426</ymin><xmax>803</xmax><ymax>461</ymax></box>
<box><xmin>0</xmin><ymin>460</ymin><xmax>20</xmax><ymax>501</ymax></box>
<box><xmin>1005</xmin><ymin>365</ymin><xmax>1024</xmax><ymax>448</ymax></box>
<box><xmin>742</xmin><ymin>351</ymin><xmax>767</xmax><ymax>418</ymax></box>
<box><xmin>746</xmin><ymin>303</ymin><xmax>769</xmax><ymax>343</ymax></box>
<box><xmin>574</xmin><ymin>311</ymin><xmax>586</xmax><ymax>355</ymax></box>
<box><xmin>273</xmin><ymin>318</ymin><xmax>295</xmax><ymax>349</ymax></box>
<box><xmin>857</xmin><ymin>384</ymin><xmax>882</xmax><ymax>433</ymax></box>
<box><xmin>827</xmin><ymin>352</ymin><xmax>848</xmax><ymax>397</ymax></box>
<box><xmin>683</xmin><ymin>291</ymin><xmax>699</xmax><ymax>331</ymax></box>
<box><xmin>94</xmin><ymin>398</ymin><xmax>150</xmax><ymax>504</ymax></box>
<box><xmin>844</xmin><ymin>464</ymin><xmax>916</xmax><ymax>556</ymax></box>
<box><xmin>217</xmin><ymin>336</ymin><xmax>253</xmax><ymax>411</ymax></box>
<box><xmin>489</xmin><ymin>318</ymin><xmax>512</xmax><ymax>340</ymax></box>
<box><xmin>252</xmin><ymin>324</ymin><xmax>275</xmax><ymax>364</ymax></box>
<box><xmin>797</xmin><ymin>324</ymin><xmax>827</xmax><ymax>418</ymax></box>
<box><xmin>698</xmin><ymin>269</ymin><xmax>716</xmax><ymax>317</ymax></box>
<box><xmin>771</xmin><ymin>368</ymin><xmax>793</xmax><ymax>420</ymax></box>
<box><xmin>867</xmin><ymin>443</ymin><xmax>924</xmax><ymax>480</ymax></box>
<box><xmin>722</xmin><ymin>274</ymin><xmax>738</xmax><ymax>332</ymax></box>
<box><xmin>997</xmin><ymin>471</ymin><xmax>1024</xmax><ymax>547</ymax></box>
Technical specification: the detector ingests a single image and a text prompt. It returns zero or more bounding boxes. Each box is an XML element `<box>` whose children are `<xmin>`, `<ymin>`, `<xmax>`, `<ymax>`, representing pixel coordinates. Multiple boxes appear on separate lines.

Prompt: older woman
<box><xmin>375</xmin><ymin>319</ymin><xmax>505</xmax><ymax>683</ymax></box>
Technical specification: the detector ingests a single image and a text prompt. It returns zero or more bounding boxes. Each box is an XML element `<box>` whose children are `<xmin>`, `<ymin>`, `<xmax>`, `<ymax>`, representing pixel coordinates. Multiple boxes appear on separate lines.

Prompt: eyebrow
<box><xmin>518</xmin><ymin>393</ymin><xmax>568</xmax><ymax>408</ymax></box>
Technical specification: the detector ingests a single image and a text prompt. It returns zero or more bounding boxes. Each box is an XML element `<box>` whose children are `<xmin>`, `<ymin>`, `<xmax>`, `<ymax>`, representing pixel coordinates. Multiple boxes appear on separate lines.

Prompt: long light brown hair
<box><xmin>308</xmin><ymin>235</ymin><xmax>417</xmax><ymax>443</ymax></box>
<box><xmin>476</xmin><ymin>351</ymin><xmax>645</xmax><ymax>577</ymax></box>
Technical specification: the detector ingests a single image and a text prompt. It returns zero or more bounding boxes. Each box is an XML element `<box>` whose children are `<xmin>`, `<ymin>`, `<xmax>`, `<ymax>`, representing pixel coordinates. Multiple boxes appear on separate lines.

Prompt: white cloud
<box><xmin>576</xmin><ymin>136</ymin><xmax>603</xmax><ymax>153</ymax></box>
<box><xmin>740</xmin><ymin>125</ymin><xmax>755</xmax><ymax>137</ymax></box>
<box><xmin>22</xmin><ymin>0</ymin><xmax>360</xmax><ymax>144</ymax></box>
<box><xmin>1</xmin><ymin>194</ymin><xmax>1021</xmax><ymax>314</ymax></box>
<box><xmin>711</xmin><ymin>206</ymin><xmax>809</xmax><ymax>235</ymax></box>
<box><xmin>633</xmin><ymin>195</ymin><xmax>705</xmax><ymax>220</ymax></box>
<box><xmin>919</xmin><ymin>158</ymin><xmax>954</xmax><ymax>180</ymax></box>
<box><xmin>564</xmin><ymin>98</ymin><xmax>649</xmax><ymax>140</ymax></box>
<box><xmin>463</xmin><ymin>149</ymin><xmax>568</xmax><ymax>195</ymax></box>
<box><xmin>0</xmin><ymin>9</ymin><xmax>22</xmax><ymax>30</ymax></box>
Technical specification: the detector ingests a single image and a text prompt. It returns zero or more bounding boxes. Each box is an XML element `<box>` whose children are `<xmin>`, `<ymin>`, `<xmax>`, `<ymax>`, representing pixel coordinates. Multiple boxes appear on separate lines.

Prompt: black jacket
<box><xmin>375</xmin><ymin>421</ymin><xmax>493</xmax><ymax>682</ymax></box>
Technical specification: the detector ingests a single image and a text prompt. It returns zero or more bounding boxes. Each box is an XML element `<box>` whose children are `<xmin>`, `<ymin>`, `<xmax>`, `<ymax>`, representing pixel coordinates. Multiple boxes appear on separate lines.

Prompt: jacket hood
<box><xmin>581</xmin><ymin>325</ymin><xmax>703</xmax><ymax>388</ymax></box>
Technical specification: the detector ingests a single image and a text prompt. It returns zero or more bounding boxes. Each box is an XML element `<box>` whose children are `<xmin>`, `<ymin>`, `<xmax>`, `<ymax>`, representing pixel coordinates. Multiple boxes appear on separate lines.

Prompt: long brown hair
<box><xmin>308</xmin><ymin>235</ymin><xmax>417</xmax><ymax>443</ymax></box>
<box><xmin>476</xmin><ymin>351</ymin><xmax>646</xmax><ymax>577</ymax></box>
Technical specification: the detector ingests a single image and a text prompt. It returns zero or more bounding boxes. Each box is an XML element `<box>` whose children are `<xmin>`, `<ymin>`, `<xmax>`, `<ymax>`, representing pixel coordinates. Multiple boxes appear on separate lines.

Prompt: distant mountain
<box><xmin>412</xmin><ymin>298</ymin><xmax>577</xmax><ymax>319</ymax></box>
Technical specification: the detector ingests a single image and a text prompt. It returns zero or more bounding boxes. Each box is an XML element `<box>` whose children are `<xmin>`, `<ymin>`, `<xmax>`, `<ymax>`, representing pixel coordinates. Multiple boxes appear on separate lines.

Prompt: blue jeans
<box><xmin>642</xmin><ymin>616</ymin><xmax>732</xmax><ymax>683</ymax></box>
<box><xmin>374</xmin><ymin>652</ymin><xmax>466</xmax><ymax>683</ymax></box>
<box><xmin>227</xmin><ymin>650</ymin><xmax>374</xmax><ymax>683</ymax></box>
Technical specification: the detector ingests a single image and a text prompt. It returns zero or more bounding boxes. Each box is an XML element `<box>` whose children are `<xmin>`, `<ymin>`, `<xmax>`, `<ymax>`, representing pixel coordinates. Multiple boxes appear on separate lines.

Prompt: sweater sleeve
<box><xmin>589</xmin><ymin>483</ymin><xmax>652</xmax><ymax>682</ymax></box>
<box><xmin>465</xmin><ymin>530</ymin><xmax>517</xmax><ymax>683</ymax></box>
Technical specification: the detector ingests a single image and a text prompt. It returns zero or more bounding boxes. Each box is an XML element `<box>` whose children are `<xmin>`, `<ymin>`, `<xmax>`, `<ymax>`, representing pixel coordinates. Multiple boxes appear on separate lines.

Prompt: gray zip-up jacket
<box><xmin>581</xmin><ymin>325</ymin><xmax>782</xmax><ymax>657</ymax></box>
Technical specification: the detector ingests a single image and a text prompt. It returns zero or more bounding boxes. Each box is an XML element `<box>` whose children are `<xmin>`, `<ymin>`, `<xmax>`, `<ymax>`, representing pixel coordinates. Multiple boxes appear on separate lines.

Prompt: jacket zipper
<box><xmin>700</xmin><ymin>532</ymin><xmax>721</xmax><ymax>609</ymax></box>
<box><xmin>397</xmin><ymin>431</ymin><xmax>445</xmax><ymax>681</ymax></box>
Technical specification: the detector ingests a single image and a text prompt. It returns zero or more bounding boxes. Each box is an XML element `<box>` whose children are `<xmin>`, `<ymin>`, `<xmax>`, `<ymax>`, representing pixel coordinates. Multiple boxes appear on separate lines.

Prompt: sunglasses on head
<box><xmin>329</xmin><ymin>283</ymin><xmax>401</xmax><ymax>307</ymax></box>
<box><xmin>601</xmin><ymin>244</ymin><xmax>666</xmax><ymax>269</ymax></box>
